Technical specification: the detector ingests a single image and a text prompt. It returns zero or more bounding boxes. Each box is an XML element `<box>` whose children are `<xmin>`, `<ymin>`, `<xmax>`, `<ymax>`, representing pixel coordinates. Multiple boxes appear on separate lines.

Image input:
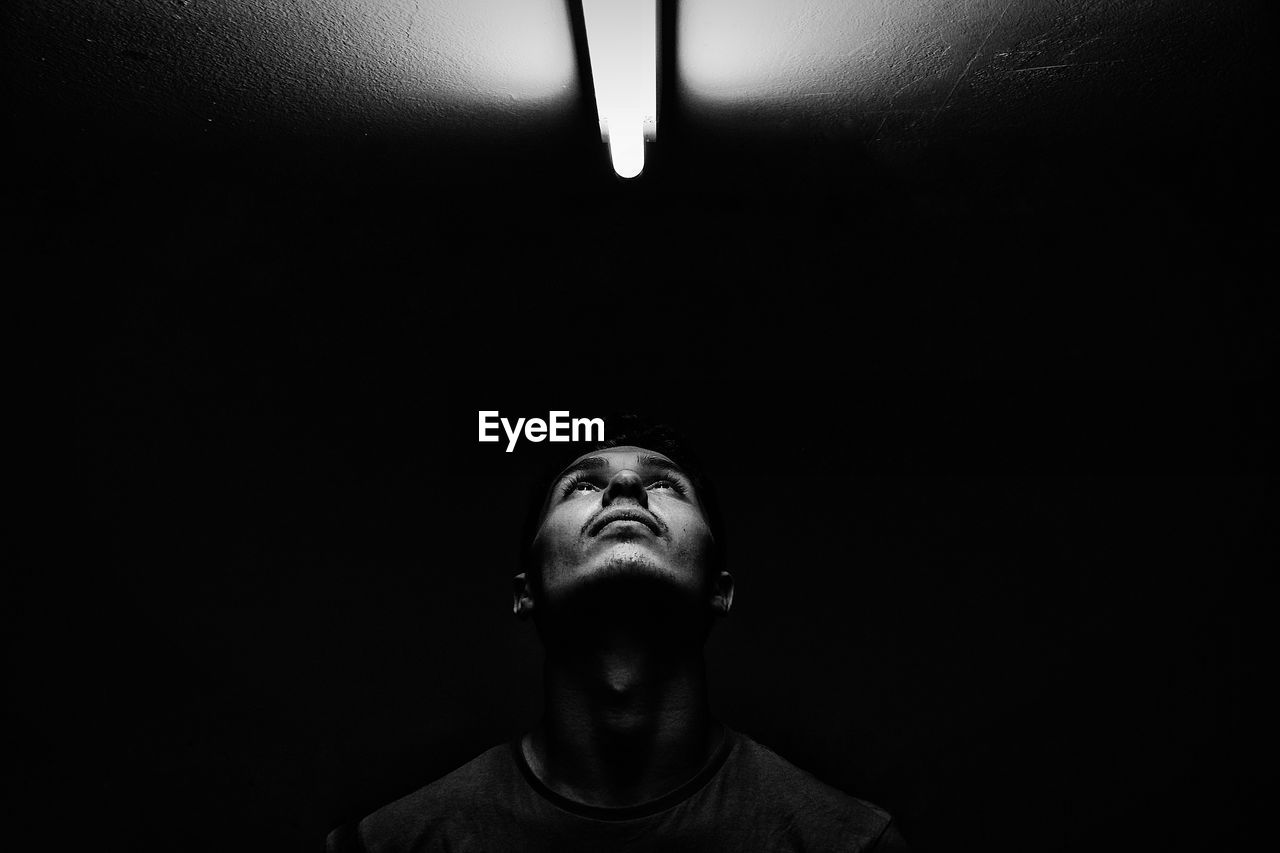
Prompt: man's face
<box><xmin>527</xmin><ymin>446</ymin><xmax>718</xmax><ymax>609</ymax></box>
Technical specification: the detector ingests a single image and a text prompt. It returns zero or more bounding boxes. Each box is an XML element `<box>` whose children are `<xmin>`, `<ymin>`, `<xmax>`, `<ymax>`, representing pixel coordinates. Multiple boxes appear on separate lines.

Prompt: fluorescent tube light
<box><xmin>580</xmin><ymin>0</ymin><xmax>658</xmax><ymax>178</ymax></box>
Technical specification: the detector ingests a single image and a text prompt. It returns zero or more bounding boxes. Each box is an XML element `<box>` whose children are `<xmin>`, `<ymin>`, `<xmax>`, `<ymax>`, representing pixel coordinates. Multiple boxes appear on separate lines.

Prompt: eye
<box><xmin>647</xmin><ymin>477</ymin><xmax>687</xmax><ymax>495</ymax></box>
<box><xmin>559</xmin><ymin>472</ymin><xmax>599</xmax><ymax>496</ymax></box>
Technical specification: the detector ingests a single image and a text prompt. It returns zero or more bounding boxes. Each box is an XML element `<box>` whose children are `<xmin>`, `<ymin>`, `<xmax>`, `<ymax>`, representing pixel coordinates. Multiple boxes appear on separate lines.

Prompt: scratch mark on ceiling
<box><xmin>1008</xmin><ymin>60</ymin><xmax>1126</xmax><ymax>72</ymax></box>
<box><xmin>934</xmin><ymin>0</ymin><xmax>1015</xmax><ymax>122</ymax></box>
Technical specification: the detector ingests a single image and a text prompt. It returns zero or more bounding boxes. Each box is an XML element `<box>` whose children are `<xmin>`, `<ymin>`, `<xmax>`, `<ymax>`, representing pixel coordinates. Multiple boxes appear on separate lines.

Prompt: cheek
<box><xmin>669</xmin><ymin>518</ymin><xmax>716</xmax><ymax>570</ymax></box>
<box><xmin>543</xmin><ymin>535</ymin><xmax>582</xmax><ymax>573</ymax></box>
<box><xmin>532</xmin><ymin>511</ymin><xmax>591</xmax><ymax>576</ymax></box>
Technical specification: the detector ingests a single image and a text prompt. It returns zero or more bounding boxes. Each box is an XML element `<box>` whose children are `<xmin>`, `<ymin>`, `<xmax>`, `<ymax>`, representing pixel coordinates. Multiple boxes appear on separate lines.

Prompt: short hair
<box><xmin>518</xmin><ymin>413</ymin><xmax>727</xmax><ymax>583</ymax></box>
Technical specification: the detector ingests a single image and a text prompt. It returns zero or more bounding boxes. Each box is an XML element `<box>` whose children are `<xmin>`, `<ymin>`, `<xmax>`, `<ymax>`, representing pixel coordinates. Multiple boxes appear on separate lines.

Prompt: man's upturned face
<box><xmin>528</xmin><ymin>446</ymin><xmax>717</xmax><ymax>608</ymax></box>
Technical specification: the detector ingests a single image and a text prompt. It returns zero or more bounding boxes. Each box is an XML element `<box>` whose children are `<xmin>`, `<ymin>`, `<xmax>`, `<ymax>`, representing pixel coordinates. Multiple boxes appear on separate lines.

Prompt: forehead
<box><xmin>561</xmin><ymin>446</ymin><xmax>679</xmax><ymax>473</ymax></box>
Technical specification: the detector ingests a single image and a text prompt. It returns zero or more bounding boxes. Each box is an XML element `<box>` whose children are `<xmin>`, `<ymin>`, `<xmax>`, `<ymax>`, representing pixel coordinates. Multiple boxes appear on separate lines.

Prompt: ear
<box><xmin>512</xmin><ymin>572</ymin><xmax>536</xmax><ymax>619</ymax></box>
<box><xmin>710</xmin><ymin>571</ymin><xmax>734</xmax><ymax>617</ymax></box>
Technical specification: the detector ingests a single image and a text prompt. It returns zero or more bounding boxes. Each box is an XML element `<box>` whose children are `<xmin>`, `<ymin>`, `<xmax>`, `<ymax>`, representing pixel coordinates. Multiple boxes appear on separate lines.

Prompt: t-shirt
<box><xmin>326</xmin><ymin>726</ymin><xmax>910</xmax><ymax>852</ymax></box>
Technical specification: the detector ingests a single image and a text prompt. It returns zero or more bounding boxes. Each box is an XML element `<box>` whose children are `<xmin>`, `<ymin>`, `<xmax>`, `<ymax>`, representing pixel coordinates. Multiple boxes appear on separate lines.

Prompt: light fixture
<box><xmin>579</xmin><ymin>0</ymin><xmax>658</xmax><ymax>179</ymax></box>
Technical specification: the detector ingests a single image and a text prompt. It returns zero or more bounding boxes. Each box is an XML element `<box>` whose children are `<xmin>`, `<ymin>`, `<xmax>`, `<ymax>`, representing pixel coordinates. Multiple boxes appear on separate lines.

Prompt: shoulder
<box><xmin>326</xmin><ymin>743</ymin><xmax>515</xmax><ymax>853</ymax></box>
<box><xmin>726</xmin><ymin>731</ymin><xmax>906</xmax><ymax>851</ymax></box>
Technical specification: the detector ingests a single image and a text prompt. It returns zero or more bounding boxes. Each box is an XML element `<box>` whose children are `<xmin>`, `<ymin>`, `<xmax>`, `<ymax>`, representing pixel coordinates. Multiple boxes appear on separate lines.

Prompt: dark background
<box><xmin>15</xmin><ymin>380</ymin><xmax>1270</xmax><ymax>852</ymax></box>
<box><xmin>6</xmin><ymin>0</ymin><xmax>1273</xmax><ymax>850</ymax></box>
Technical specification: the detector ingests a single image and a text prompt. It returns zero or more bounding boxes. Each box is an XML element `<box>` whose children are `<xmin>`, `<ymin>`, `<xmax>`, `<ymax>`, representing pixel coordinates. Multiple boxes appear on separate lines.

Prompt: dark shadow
<box><xmin>659</xmin><ymin>0</ymin><xmax>681</xmax><ymax>138</ymax></box>
<box><xmin>562</xmin><ymin>1</ymin><xmax>605</xmax><ymax>161</ymax></box>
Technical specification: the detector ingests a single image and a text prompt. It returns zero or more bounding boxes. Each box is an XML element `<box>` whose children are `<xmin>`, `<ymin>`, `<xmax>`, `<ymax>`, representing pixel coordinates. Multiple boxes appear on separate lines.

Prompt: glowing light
<box><xmin>580</xmin><ymin>0</ymin><xmax>658</xmax><ymax>178</ymax></box>
<box><xmin>607</xmin><ymin>115</ymin><xmax>646</xmax><ymax>178</ymax></box>
<box><xmin>397</xmin><ymin>0</ymin><xmax>577</xmax><ymax>106</ymax></box>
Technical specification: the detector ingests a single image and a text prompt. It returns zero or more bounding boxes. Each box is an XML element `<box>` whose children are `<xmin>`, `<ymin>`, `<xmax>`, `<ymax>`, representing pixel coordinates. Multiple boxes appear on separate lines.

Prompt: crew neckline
<box><xmin>511</xmin><ymin>723</ymin><xmax>738</xmax><ymax>822</ymax></box>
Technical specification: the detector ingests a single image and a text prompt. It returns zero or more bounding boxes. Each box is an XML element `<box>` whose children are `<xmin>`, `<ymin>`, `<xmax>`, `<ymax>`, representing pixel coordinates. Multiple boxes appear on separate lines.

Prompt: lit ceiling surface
<box><xmin>677</xmin><ymin>0</ymin><xmax>1241</xmax><ymax>140</ymax></box>
<box><xmin>9</xmin><ymin>0</ymin><xmax>1254</xmax><ymax>147</ymax></box>
<box><xmin>10</xmin><ymin>0</ymin><xmax>580</xmax><ymax>135</ymax></box>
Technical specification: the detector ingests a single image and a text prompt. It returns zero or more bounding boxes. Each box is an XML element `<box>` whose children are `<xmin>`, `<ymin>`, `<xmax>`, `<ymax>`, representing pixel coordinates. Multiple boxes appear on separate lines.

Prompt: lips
<box><xmin>588</xmin><ymin>508</ymin><xmax>662</xmax><ymax>537</ymax></box>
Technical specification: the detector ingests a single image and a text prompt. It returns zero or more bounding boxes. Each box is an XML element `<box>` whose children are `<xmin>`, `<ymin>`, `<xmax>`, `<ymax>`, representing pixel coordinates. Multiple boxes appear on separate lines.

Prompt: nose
<box><xmin>601</xmin><ymin>468</ymin><xmax>648</xmax><ymax>509</ymax></box>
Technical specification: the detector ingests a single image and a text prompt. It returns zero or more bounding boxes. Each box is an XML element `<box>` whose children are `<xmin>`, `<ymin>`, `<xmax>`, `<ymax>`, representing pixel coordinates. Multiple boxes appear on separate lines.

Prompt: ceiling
<box><xmin>8</xmin><ymin>0</ymin><xmax>1261</xmax><ymax>157</ymax></box>
<box><xmin>6</xmin><ymin>1</ymin><xmax>1272</xmax><ymax>379</ymax></box>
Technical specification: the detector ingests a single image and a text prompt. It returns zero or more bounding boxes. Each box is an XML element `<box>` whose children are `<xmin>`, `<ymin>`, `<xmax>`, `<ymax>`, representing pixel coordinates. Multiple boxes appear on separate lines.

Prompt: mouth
<box><xmin>588</xmin><ymin>509</ymin><xmax>662</xmax><ymax>537</ymax></box>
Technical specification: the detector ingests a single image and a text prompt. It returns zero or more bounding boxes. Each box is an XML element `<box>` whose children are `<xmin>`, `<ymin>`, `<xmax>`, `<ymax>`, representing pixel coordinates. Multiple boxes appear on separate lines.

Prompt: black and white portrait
<box><xmin>8</xmin><ymin>1</ymin><xmax>1268</xmax><ymax>851</ymax></box>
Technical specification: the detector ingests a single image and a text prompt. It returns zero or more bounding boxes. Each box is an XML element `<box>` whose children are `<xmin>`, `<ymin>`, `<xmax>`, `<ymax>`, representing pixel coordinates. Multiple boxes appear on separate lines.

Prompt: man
<box><xmin>328</xmin><ymin>418</ymin><xmax>909</xmax><ymax>851</ymax></box>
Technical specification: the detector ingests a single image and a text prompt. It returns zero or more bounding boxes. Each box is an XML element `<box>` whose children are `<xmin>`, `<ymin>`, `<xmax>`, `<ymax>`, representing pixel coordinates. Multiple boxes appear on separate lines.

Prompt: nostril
<box><xmin>602</xmin><ymin>469</ymin><xmax>648</xmax><ymax>507</ymax></box>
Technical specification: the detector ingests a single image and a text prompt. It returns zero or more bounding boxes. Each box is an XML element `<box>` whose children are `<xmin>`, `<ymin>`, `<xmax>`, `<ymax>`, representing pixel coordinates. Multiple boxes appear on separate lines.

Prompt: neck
<box><xmin>525</xmin><ymin>625</ymin><xmax>720</xmax><ymax>808</ymax></box>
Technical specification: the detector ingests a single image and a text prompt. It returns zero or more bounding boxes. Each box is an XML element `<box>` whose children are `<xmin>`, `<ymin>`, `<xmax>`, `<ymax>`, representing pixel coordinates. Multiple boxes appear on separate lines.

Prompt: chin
<box><xmin>549</xmin><ymin>550</ymin><xmax>702</xmax><ymax>603</ymax></box>
<box><xmin>582</xmin><ymin>551</ymin><xmax>671</xmax><ymax>583</ymax></box>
